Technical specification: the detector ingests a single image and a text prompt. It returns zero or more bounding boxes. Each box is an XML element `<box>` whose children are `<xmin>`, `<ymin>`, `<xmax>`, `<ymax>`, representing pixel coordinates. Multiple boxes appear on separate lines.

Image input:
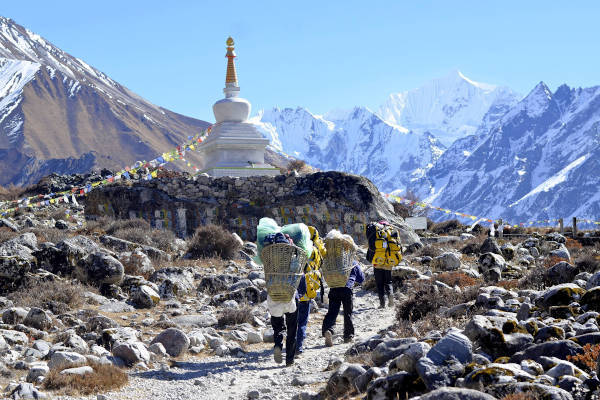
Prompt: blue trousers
<box><xmin>296</xmin><ymin>300</ymin><xmax>311</xmax><ymax>352</ymax></box>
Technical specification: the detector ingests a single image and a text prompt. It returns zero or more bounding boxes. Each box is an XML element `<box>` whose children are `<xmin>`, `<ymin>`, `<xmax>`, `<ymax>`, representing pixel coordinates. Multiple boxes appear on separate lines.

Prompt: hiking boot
<box><xmin>295</xmin><ymin>349</ymin><xmax>303</xmax><ymax>358</ymax></box>
<box><xmin>387</xmin><ymin>294</ymin><xmax>395</xmax><ymax>308</ymax></box>
<box><xmin>343</xmin><ymin>336</ymin><xmax>354</xmax><ymax>343</ymax></box>
<box><xmin>378</xmin><ymin>301</ymin><xmax>385</xmax><ymax>309</ymax></box>
<box><xmin>324</xmin><ymin>330</ymin><xmax>333</xmax><ymax>347</ymax></box>
<box><xmin>285</xmin><ymin>359</ymin><xmax>295</xmax><ymax>367</ymax></box>
<box><xmin>273</xmin><ymin>346</ymin><xmax>283</xmax><ymax>364</ymax></box>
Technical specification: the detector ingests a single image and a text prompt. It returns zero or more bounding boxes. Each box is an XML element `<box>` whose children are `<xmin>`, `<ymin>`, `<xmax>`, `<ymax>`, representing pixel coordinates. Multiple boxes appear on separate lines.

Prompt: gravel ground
<box><xmin>55</xmin><ymin>290</ymin><xmax>395</xmax><ymax>400</ymax></box>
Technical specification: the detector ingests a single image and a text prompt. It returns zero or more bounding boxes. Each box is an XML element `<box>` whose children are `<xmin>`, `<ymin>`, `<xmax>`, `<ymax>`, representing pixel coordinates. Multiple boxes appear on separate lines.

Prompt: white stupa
<box><xmin>196</xmin><ymin>37</ymin><xmax>279</xmax><ymax>177</ymax></box>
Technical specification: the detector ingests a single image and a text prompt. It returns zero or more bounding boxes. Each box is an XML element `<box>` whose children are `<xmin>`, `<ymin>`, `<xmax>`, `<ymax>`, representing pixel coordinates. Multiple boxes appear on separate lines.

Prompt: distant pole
<box><xmin>559</xmin><ymin>218</ymin><xmax>564</xmax><ymax>234</ymax></box>
<box><xmin>498</xmin><ymin>219</ymin><xmax>503</xmax><ymax>239</ymax></box>
<box><xmin>572</xmin><ymin>217</ymin><xmax>577</xmax><ymax>238</ymax></box>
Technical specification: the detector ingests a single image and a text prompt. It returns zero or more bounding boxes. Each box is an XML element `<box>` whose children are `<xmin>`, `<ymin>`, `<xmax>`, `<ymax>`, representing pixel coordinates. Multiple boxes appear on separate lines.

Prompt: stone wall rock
<box><xmin>84</xmin><ymin>171</ymin><xmax>419</xmax><ymax>246</ymax></box>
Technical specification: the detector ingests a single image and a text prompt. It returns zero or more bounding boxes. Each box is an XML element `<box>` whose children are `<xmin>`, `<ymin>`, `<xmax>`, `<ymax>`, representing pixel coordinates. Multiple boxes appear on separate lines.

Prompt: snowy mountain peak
<box><xmin>378</xmin><ymin>71</ymin><xmax>521</xmax><ymax>146</ymax></box>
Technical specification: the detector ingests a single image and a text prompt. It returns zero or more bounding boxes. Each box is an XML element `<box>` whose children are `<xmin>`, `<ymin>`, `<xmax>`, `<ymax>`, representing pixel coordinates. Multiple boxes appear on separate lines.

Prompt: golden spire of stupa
<box><xmin>225</xmin><ymin>36</ymin><xmax>238</xmax><ymax>85</ymax></box>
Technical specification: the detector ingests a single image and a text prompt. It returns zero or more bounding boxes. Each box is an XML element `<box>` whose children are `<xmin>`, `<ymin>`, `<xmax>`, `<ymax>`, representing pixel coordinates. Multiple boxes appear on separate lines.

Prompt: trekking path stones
<box><xmin>54</xmin><ymin>290</ymin><xmax>396</xmax><ymax>400</ymax></box>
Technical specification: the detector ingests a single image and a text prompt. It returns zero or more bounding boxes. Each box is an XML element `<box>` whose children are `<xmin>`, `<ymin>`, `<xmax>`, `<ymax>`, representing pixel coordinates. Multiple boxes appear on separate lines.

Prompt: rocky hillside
<box><xmin>412</xmin><ymin>82</ymin><xmax>600</xmax><ymax>223</ymax></box>
<box><xmin>253</xmin><ymin>107</ymin><xmax>446</xmax><ymax>193</ymax></box>
<box><xmin>0</xmin><ymin>16</ymin><xmax>211</xmax><ymax>186</ymax></box>
<box><xmin>0</xmin><ymin>181</ymin><xmax>599</xmax><ymax>399</ymax></box>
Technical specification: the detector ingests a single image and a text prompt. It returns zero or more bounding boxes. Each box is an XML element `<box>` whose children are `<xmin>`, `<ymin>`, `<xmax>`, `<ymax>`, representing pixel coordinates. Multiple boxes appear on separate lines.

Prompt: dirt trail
<box><xmin>58</xmin><ymin>289</ymin><xmax>395</xmax><ymax>400</ymax></box>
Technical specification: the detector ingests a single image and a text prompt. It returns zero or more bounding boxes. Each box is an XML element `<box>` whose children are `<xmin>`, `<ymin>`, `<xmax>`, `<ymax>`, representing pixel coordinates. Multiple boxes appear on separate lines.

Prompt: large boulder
<box><xmin>426</xmin><ymin>329</ymin><xmax>472</xmax><ymax>365</ymax></box>
<box><xmin>48</xmin><ymin>351</ymin><xmax>86</xmax><ymax>370</ymax></box>
<box><xmin>75</xmin><ymin>251</ymin><xmax>124</xmax><ymax>285</ymax></box>
<box><xmin>416</xmin><ymin>356</ymin><xmax>465</xmax><ymax>390</ymax></box>
<box><xmin>130</xmin><ymin>285</ymin><xmax>160</xmax><ymax>308</ymax></box>
<box><xmin>150</xmin><ymin>267</ymin><xmax>195</xmax><ymax>299</ymax></box>
<box><xmin>546</xmin><ymin>261</ymin><xmax>577</xmax><ymax>285</ymax></box>
<box><xmin>538</xmin><ymin>283</ymin><xmax>585</xmax><ymax>308</ymax></box>
<box><xmin>509</xmin><ymin>340</ymin><xmax>583</xmax><ymax>364</ymax></box>
<box><xmin>23</xmin><ymin>308</ymin><xmax>52</xmax><ymax>331</ymax></box>
<box><xmin>432</xmin><ymin>252</ymin><xmax>461</xmax><ymax>271</ymax></box>
<box><xmin>412</xmin><ymin>387</ymin><xmax>497</xmax><ymax>400</ymax></box>
<box><xmin>112</xmin><ymin>341</ymin><xmax>150</xmax><ymax>365</ymax></box>
<box><xmin>478</xmin><ymin>253</ymin><xmax>505</xmax><ymax>282</ymax></box>
<box><xmin>480</xmin><ymin>237</ymin><xmax>501</xmax><ymax>255</ymax></box>
<box><xmin>151</xmin><ymin>328</ymin><xmax>190</xmax><ymax>357</ymax></box>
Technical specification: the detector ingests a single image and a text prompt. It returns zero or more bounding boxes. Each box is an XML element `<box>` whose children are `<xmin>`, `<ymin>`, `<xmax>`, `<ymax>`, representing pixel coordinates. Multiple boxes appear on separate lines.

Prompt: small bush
<box><xmin>217</xmin><ymin>306</ymin><xmax>254</xmax><ymax>328</ymax></box>
<box><xmin>42</xmin><ymin>362</ymin><xmax>128</xmax><ymax>395</ymax></box>
<box><xmin>566</xmin><ymin>237</ymin><xmax>583</xmax><ymax>251</ymax></box>
<box><xmin>287</xmin><ymin>159</ymin><xmax>309</xmax><ymax>173</ymax></box>
<box><xmin>148</xmin><ymin>228</ymin><xmax>178</xmax><ymax>252</ymax></box>
<box><xmin>431</xmin><ymin>219</ymin><xmax>464</xmax><ymax>235</ymax></box>
<box><xmin>567</xmin><ymin>343</ymin><xmax>600</xmax><ymax>372</ymax></box>
<box><xmin>105</xmin><ymin>218</ymin><xmax>152</xmax><ymax>235</ymax></box>
<box><xmin>517</xmin><ymin>265</ymin><xmax>549</xmax><ymax>290</ymax></box>
<box><xmin>436</xmin><ymin>272</ymin><xmax>478</xmax><ymax>288</ymax></box>
<box><xmin>187</xmin><ymin>224</ymin><xmax>241</xmax><ymax>260</ymax></box>
<box><xmin>543</xmin><ymin>255</ymin><xmax>569</xmax><ymax>268</ymax></box>
<box><xmin>418</xmin><ymin>244</ymin><xmax>442</xmax><ymax>258</ymax></box>
<box><xmin>8</xmin><ymin>279</ymin><xmax>85</xmax><ymax>314</ymax></box>
<box><xmin>396</xmin><ymin>281</ymin><xmax>479</xmax><ymax>322</ymax></box>
<box><xmin>575</xmin><ymin>253</ymin><xmax>600</xmax><ymax>274</ymax></box>
<box><xmin>396</xmin><ymin>310</ymin><xmax>473</xmax><ymax>339</ymax></box>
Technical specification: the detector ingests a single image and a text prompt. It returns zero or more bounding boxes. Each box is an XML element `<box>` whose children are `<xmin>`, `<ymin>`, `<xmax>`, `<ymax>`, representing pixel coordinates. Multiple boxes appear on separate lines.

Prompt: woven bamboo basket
<box><xmin>322</xmin><ymin>238</ymin><xmax>356</xmax><ymax>288</ymax></box>
<box><xmin>261</xmin><ymin>243</ymin><xmax>309</xmax><ymax>302</ymax></box>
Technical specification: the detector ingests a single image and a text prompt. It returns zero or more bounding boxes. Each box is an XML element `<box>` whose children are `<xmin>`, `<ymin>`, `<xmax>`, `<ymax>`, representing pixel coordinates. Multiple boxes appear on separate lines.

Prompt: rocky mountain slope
<box><xmin>252</xmin><ymin>107</ymin><xmax>446</xmax><ymax>193</ymax></box>
<box><xmin>252</xmin><ymin>72</ymin><xmax>520</xmax><ymax>194</ymax></box>
<box><xmin>0</xmin><ymin>16</ymin><xmax>211</xmax><ymax>186</ymax></box>
<box><xmin>412</xmin><ymin>82</ymin><xmax>600</xmax><ymax>223</ymax></box>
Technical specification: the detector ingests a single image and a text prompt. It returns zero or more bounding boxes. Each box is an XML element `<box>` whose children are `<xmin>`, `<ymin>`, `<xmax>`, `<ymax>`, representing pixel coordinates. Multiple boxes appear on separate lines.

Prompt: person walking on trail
<box><xmin>322</xmin><ymin>260</ymin><xmax>364</xmax><ymax>346</ymax></box>
<box><xmin>296</xmin><ymin>226</ymin><xmax>325</xmax><ymax>356</ymax></box>
<box><xmin>270</xmin><ymin>276</ymin><xmax>304</xmax><ymax>366</ymax></box>
<box><xmin>365</xmin><ymin>221</ymin><xmax>402</xmax><ymax>308</ymax></box>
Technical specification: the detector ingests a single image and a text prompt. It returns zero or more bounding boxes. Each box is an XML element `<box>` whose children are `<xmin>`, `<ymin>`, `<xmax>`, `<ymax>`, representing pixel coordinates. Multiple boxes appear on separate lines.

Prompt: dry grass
<box><xmin>0</xmin><ymin>227</ymin><xmax>18</xmax><ymax>243</ymax></box>
<box><xmin>575</xmin><ymin>253</ymin><xmax>600</xmax><ymax>274</ymax></box>
<box><xmin>417</xmin><ymin>243</ymin><xmax>445</xmax><ymax>258</ymax></box>
<box><xmin>345</xmin><ymin>352</ymin><xmax>374</xmax><ymax>368</ymax></box>
<box><xmin>217</xmin><ymin>306</ymin><xmax>255</xmax><ymax>328</ymax></box>
<box><xmin>497</xmin><ymin>279</ymin><xmax>520</xmax><ymax>290</ymax></box>
<box><xmin>500</xmin><ymin>393</ymin><xmax>537</xmax><ymax>400</ymax></box>
<box><xmin>0</xmin><ymin>184</ymin><xmax>28</xmax><ymax>201</ymax></box>
<box><xmin>7</xmin><ymin>279</ymin><xmax>86</xmax><ymax>314</ymax></box>
<box><xmin>395</xmin><ymin>311</ymin><xmax>473</xmax><ymax>340</ymax></box>
<box><xmin>517</xmin><ymin>264</ymin><xmax>549</xmax><ymax>291</ymax></box>
<box><xmin>543</xmin><ymin>255</ymin><xmax>569</xmax><ymax>268</ymax></box>
<box><xmin>436</xmin><ymin>272</ymin><xmax>479</xmax><ymax>288</ymax></box>
<box><xmin>566</xmin><ymin>237</ymin><xmax>583</xmax><ymax>251</ymax></box>
<box><xmin>25</xmin><ymin>227</ymin><xmax>72</xmax><ymax>245</ymax></box>
<box><xmin>42</xmin><ymin>362</ymin><xmax>128</xmax><ymax>395</ymax></box>
<box><xmin>186</xmin><ymin>224</ymin><xmax>241</xmax><ymax>260</ymax></box>
<box><xmin>396</xmin><ymin>280</ymin><xmax>480</xmax><ymax>323</ymax></box>
<box><xmin>431</xmin><ymin>219</ymin><xmax>466</xmax><ymax>235</ymax></box>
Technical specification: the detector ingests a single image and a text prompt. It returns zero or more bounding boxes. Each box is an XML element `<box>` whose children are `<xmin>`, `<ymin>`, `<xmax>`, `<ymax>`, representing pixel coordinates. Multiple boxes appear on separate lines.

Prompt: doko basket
<box><xmin>261</xmin><ymin>243</ymin><xmax>309</xmax><ymax>302</ymax></box>
<box><xmin>322</xmin><ymin>238</ymin><xmax>356</xmax><ymax>288</ymax></box>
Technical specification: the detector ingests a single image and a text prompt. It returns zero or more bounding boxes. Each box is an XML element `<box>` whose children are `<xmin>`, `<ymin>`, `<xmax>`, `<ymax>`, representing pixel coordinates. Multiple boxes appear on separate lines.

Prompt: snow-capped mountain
<box><xmin>379</xmin><ymin>70</ymin><xmax>520</xmax><ymax>146</ymax></box>
<box><xmin>0</xmin><ymin>16</ymin><xmax>210</xmax><ymax>186</ymax></box>
<box><xmin>252</xmin><ymin>106</ymin><xmax>445</xmax><ymax>192</ymax></box>
<box><xmin>412</xmin><ymin>81</ymin><xmax>600</xmax><ymax>223</ymax></box>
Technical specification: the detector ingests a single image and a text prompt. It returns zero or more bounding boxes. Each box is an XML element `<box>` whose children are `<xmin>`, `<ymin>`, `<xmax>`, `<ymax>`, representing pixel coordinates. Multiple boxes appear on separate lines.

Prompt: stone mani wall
<box><xmin>84</xmin><ymin>171</ymin><xmax>403</xmax><ymax>243</ymax></box>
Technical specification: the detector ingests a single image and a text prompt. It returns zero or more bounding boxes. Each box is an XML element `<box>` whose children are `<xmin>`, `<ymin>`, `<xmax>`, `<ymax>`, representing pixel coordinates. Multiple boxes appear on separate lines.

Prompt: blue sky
<box><xmin>3</xmin><ymin>1</ymin><xmax>599</xmax><ymax>121</ymax></box>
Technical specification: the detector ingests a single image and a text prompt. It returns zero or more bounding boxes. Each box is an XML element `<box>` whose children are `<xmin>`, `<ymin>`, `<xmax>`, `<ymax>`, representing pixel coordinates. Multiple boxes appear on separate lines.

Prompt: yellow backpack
<box><xmin>300</xmin><ymin>226</ymin><xmax>325</xmax><ymax>301</ymax></box>
<box><xmin>366</xmin><ymin>222</ymin><xmax>402</xmax><ymax>269</ymax></box>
